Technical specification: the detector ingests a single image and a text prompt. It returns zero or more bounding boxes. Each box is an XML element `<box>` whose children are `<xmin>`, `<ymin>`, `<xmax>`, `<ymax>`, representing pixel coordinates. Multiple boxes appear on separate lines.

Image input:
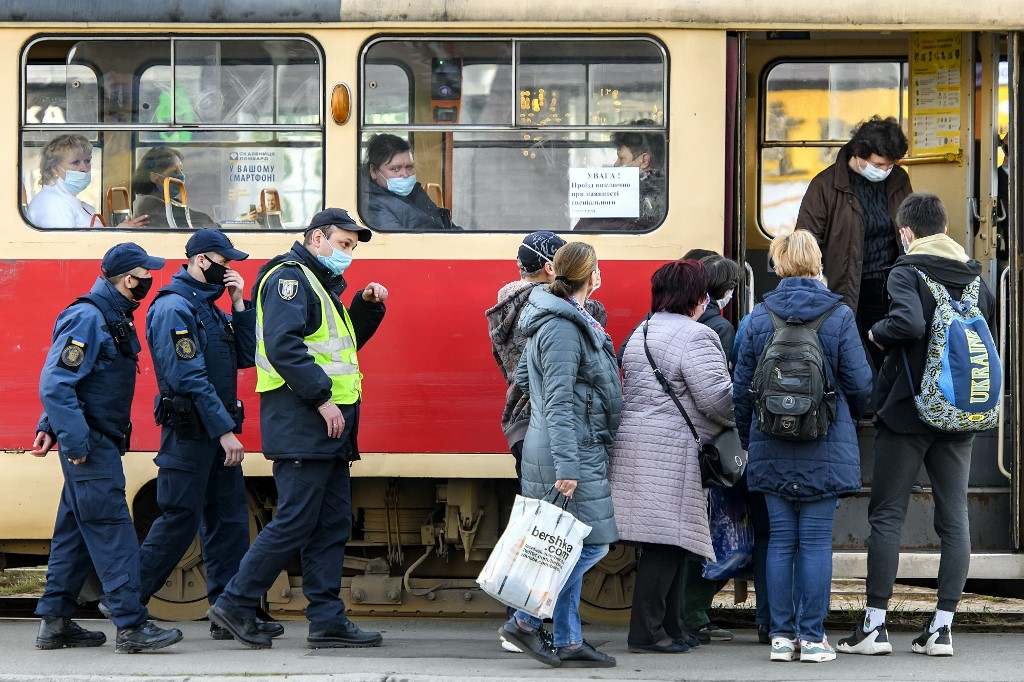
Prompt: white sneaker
<box><xmin>911</xmin><ymin>625</ymin><xmax>954</xmax><ymax>657</ymax></box>
<box><xmin>770</xmin><ymin>636</ymin><xmax>799</xmax><ymax>662</ymax></box>
<box><xmin>500</xmin><ymin>635</ymin><xmax>522</xmax><ymax>653</ymax></box>
<box><xmin>800</xmin><ymin>637</ymin><xmax>837</xmax><ymax>663</ymax></box>
<box><xmin>837</xmin><ymin>623</ymin><xmax>893</xmax><ymax>655</ymax></box>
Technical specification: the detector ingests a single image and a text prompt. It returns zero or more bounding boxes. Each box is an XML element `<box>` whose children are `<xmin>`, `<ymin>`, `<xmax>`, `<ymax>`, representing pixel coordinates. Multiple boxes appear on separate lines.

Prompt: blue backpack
<box><xmin>908</xmin><ymin>268</ymin><xmax>1001</xmax><ymax>432</ymax></box>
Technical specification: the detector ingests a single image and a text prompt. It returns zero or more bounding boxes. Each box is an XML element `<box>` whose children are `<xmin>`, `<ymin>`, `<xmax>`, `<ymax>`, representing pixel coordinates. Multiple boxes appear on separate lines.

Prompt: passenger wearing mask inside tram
<box><xmin>796</xmin><ymin>116</ymin><xmax>912</xmax><ymax>371</ymax></box>
<box><xmin>132</xmin><ymin>146</ymin><xmax>217</xmax><ymax>229</ymax></box>
<box><xmin>361</xmin><ymin>133</ymin><xmax>460</xmax><ymax>231</ymax></box>
<box><xmin>574</xmin><ymin>120</ymin><xmax>666</xmax><ymax>232</ymax></box>
<box><xmin>27</xmin><ymin>134</ymin><xmax>149</xmax><ymax>228</ymax></box>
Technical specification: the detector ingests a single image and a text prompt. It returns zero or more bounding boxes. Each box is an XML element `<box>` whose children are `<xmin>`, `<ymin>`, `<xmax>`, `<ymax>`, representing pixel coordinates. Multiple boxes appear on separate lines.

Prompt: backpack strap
<box><xmin>806</xmin><ymin>302</ymin><xmax>842</xmax><ymax>332</ymax></box>
<box><xmin>641</xmin><ymin>315</ymin><xmax>704</xmax><ymax>448</ymax></box>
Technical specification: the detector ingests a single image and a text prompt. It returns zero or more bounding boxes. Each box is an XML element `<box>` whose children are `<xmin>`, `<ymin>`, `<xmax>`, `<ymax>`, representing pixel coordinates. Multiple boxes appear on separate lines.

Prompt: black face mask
<box><xmin>202</xmin><ymin>259</ymin><xmax>228</xmax><ymax>287</ymax></box>
<box><xmin>128</xmin><ymin>275</ymin><xmax>154</xmax><ymax>301</ymax></box>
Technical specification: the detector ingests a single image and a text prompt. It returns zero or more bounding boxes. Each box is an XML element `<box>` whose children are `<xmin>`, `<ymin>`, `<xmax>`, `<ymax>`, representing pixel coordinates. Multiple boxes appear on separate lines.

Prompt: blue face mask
<box><xmin>386</xmin><ymin>175</ymin><xmax>417</xmax><ymax>197</ymax></box>
<box><xmin>61</xmin><ymin>169</ymin><xmax>91</xmax><ymax>196</ymax></box>
<box><xmin>318</xmin><ymin>245</ymin><xmax>353</xmax><ymax>277</ymax></box>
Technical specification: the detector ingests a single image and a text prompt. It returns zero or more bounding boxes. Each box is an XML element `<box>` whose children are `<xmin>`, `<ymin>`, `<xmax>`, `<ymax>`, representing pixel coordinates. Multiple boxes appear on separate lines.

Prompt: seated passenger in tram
<box><xmin>361</xmin><ymin>133</ymin><xmax>460</xmax><ymax>231</ymax></box>
<box><xmin>132</xmin><ymin>146</ymin><xmax>217</xmax><ymax>229</ymax></box>
<box><xmin>574</xmin><ymin>121</ymin><xmax>666</xmax><ymax>232</ymax></box>
<box><xmin>27</xmin><ymin>134</ymin><xmax>149</xmax><ymax>228</ymax></box>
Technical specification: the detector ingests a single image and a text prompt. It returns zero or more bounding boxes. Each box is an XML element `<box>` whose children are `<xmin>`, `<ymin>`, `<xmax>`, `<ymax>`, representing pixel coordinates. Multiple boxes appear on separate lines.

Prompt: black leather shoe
<box><xmin>211</xmin><ymin>619</ymin><xmax>284</xmax><ymax>640</ymax></box>
<box><xmin>499</xmin><ymin>623</ymin><xmax>560</xmax><ymax>667</ymax></box>
<box><xmin>308</xmin><ymin>619</ymin><xmax>382</xmax><ymax>648</ymax></box>
<box><xmin>114</xmin><ymin>620</ymin><xmax>183</xmax><ymax>654</ymax></box>
<box><xmin>207</xmin><ymin>604</ymin><xmax>272</xmax><ymax>649</ymax></box>
<box><xmin>557</xmin><ymin>641</ymin><xmax>616</xmax><ymax>667</ymax></box>
<box><xmin>629</xmin><ymin>639</ymin><xmax>689</xmax><ymax>654</ymax></box>
<box><xmin>36</xmin><ymin>617</ymin><xmax>106</xmax><ymax>649</ymax></box>
<box><xmin>680</xmin><ymin>630</ymin><xmax>701</xmax><ymax>648</ymax></box>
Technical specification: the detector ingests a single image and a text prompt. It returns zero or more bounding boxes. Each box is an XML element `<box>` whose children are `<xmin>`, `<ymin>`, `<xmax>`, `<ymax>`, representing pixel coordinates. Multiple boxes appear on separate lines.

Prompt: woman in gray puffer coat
<box><xmin>610</xmin><ymin>259</ymin><xmax>735</xmax><ymax>653</ymax></box>
<box><xmin>499</xmin><ymin>242</ymin><xmax>622</xmax><ymax>670</ymax></box>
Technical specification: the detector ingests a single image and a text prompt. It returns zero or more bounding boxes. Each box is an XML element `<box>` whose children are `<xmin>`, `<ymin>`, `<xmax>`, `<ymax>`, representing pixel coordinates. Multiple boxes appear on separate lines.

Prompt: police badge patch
<box><xmin>172</xmin><ymin>328</ymin><xmax>197</xmax><ymax>360</ymax></box>
<box><xmin>57</xmin><ymin>338</ymin><xmax>86</xmax><ymax>372</ymax></box>
<box><xmin>278</xmin><ymin>279</ymin><xmax>299</xmax><ymax>300</ymax></box>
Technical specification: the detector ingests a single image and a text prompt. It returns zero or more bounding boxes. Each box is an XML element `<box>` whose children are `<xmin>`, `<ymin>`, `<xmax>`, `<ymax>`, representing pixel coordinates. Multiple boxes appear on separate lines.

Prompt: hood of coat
<box><xmin>763</xmin><ymin>277</ymin><xmax>844</xmax><ymax>324</ymax></box>
<box><xmin>893</xmin><ymin>253</ymin><xmax>983</xmax><ymax>289</ymax></box>
<box><xmin>485</xmin><ymin>280</ymin><xmax>540</xmax><ymax>346</ymax></box>
<box><xmin>518</xmin><ymin>285</ymin><xmax>608</xmax><ymax>351</ymax></box>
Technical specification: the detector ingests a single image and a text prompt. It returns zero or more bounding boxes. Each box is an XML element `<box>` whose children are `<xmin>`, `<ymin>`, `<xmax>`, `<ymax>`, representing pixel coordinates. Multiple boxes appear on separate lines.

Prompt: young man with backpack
<box><xmin>838</xmin><ymin>193</ymin><xmax>999</xmax><ymax>658</ymax></box>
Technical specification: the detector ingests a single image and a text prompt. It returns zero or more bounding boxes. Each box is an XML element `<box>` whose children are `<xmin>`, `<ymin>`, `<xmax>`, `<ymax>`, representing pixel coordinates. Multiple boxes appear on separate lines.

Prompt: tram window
<box><xmin>359</xmin><ymin>36</ymin><xmax>667</xmax><ymax>232</ymax></box>
<box><xmin>21</xmin><ymin>36</ymin><xmax>324</xmax><ymax>230</ymax></box>
<box><xmin>759</xmin><ymin>60</ymin><xmax>908</xmax><ymax>237</ymax></box>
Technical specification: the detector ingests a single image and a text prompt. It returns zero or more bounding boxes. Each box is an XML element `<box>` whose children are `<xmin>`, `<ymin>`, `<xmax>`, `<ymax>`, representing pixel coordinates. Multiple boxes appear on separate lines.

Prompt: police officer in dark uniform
<box><xmin>208</xmin><ymin>209</ymin><xmax>387</xmax><ymax>649</ymax></box>
<box><xmin>136</xmin><ymin>229</ymin><xmax>283</xmax><ymax>641</ymax></box>
<box><xmin>31</xmin><ymin>243</ymin><xmax>183</xmax><ymax>653</ymax></box>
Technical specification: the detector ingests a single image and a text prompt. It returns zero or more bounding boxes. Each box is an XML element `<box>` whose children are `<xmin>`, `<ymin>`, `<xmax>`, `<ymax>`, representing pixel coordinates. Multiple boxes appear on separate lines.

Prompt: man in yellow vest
<box><xmin>208</xmin><ymin>208</ymin><xmax>388</xmax><ymax>649</ymax></box>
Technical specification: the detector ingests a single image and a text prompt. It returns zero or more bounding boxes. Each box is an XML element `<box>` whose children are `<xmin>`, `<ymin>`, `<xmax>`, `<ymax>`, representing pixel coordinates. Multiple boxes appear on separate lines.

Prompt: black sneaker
<box><xmin>837</xmin><ymin>622</ymin><xmax>892</xmax><ymax>656</ymax></box>
<box><xmin>114</xmin><ymin>620</ymin><xmax>183</xmax><ymax>654</ymax></box>
<box><xmin>696</xmin><ymin>622</ymin><xmax>734</xmax><ymax>642</ymax></box>
<box><xmin>207</xmin><ymin>604</ymin><xmax>273</xmax><ymax>649</ymax></box>
<box><xmin>681</xmin><ymin>629</ymin><xmax>701</xmax><ymax>648</ymax></box>
<box><xmin>499</xmin><ymin>623</ymin><xmax>560</xmax><ymax>667</ymax></box>
<box><xmin>307</xmin><ymin>619</ymin><xmax>382</xmax><ymax>648</ymax></box>
<box><xmin>757</xmin><ymin>624</ymin><xmax>770</xmax><ymax>645</ymax></box>
<box><xmin>211</xmin><ymin>619</ymin><xmax>284</xmax><ymax>640</ymax></box>
<box><xmin>35</xmin><ymin>617</ymin><xmax>106</xmax><ymax>649</ymax></box>
<box><xmin>557</xmin><ymin>641</ymin><xmax>616</xmax><ymax>668</ymax></box>
<box><xmin>911</xmin><ymin>623</ymin><xmax>954</xmax><ymax>657</ymax></box>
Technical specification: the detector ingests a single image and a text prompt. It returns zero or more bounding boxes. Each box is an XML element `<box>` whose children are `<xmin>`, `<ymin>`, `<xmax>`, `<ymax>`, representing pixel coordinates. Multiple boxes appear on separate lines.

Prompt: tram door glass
<box><xmin>21</xmin><ymin>37</ymin><xmax>323</xmax><ymax>230</ymax></box>
<box><xmin>359</xmin><ymin>37</ymin><xmax>667</xmax><ymax>232</ymax></box>
<box><xmin>758</xmin><ymin>60</ymin><xmax>908</xmax><ymax>237</ymax></box>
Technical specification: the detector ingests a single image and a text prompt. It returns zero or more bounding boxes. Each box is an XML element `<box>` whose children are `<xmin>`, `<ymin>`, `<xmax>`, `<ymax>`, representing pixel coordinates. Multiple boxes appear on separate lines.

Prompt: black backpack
<box><xmin>751</xmin><ymin>303</ymin><xmax>840</xmax><ymax>441</ymax></box>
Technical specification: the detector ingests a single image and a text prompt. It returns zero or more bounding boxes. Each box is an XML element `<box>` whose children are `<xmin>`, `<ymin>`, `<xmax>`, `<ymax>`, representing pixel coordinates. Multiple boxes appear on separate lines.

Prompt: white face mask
<box><xmin>716</xmin><ymin>289</ymin><xmax>734</xmax><ymax>310</ymax></box>
<box><xmin>857</xmin><ymin>159</ymin><xmax>892</xmax><ymax>183</ymax></box>
<box><xmin>60</xmin><ymin>169</ymin><xmax>91</xmax><ymax>195</ymax></box>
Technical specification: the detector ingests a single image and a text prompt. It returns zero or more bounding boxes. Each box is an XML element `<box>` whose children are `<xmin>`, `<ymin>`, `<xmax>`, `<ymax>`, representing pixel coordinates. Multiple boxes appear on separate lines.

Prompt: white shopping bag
<box><xmin>476</xmin><ymin>494</ymin><xmax>592</xmax><ymax>619</ymax></box>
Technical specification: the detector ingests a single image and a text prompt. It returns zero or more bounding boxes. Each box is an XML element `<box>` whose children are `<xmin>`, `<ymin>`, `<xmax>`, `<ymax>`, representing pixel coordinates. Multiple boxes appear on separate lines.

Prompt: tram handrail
<box><xmin>998</xmin><ymin>266</ymin><xmax>1012</xmax><ymax>480</ymax></box>
<box><xmin>744</xmin><ymin>261</ymin><xmax>755</xmax><ymax>316</ymax></box>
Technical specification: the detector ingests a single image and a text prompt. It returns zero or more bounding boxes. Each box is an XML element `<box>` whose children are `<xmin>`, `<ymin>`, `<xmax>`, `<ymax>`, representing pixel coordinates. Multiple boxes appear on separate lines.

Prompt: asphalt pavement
<box><xmin>0</xmin><ymin>617</ymin><xmax>1022</xmax><ymax>681</ymax></box>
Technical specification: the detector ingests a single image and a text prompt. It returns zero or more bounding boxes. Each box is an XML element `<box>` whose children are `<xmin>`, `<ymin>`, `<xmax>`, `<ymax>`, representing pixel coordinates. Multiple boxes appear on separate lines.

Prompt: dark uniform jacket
<box><xmin>253</xmin><ymin>242</ymin><xmax>386</xmax><ymax>460</ymax></box>
<box><xmin>697</xmin><ymin>300</ymin><xmax>736</xmax><ymax>361</ymax></box>
<box><xmin>870</xmin><ymin>251</ymin><xmax>996</xmax><ymax>435</ymax></box>
<box><xmin>361</xmin><ymin>175</ymin><xmax>460</xmax><ymax>231</ymax></box>
<box><xmin>146</xmin><ymin>268</ymin><xmax>257</xmax><ymax>441</ymax></box>
<box><xmin>796</xmin><ymin>144</ymin><xmax>913</xmax><ymax>312</ymax></box>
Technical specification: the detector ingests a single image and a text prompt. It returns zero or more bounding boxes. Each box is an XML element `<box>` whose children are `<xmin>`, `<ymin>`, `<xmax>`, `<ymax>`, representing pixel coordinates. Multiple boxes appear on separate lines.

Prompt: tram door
<box><xmin>737</xmin><ymin>31</ymin><xmax>1021</xmax><ymax>576</ymax></box>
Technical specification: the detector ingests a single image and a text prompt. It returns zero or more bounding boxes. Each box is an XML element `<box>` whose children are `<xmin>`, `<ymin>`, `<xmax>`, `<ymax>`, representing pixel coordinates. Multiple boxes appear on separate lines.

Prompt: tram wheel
<box><xmin>579</xmin><ymin>543</ymin><xmax>636</xmax><ymax>624</ymax></box>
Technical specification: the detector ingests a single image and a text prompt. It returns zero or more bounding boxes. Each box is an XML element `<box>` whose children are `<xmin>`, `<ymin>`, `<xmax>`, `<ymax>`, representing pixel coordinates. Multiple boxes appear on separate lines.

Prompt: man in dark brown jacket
<box><xmin>796</xmin><ymin>116</ymin><xmax>912</xmax><ymax>369</ymax></box>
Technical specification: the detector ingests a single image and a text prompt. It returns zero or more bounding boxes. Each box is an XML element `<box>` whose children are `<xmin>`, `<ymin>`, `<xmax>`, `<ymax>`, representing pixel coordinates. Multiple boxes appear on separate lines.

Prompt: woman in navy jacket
<box><xmin>733</xmin><ymin>230</ymin><xmax>872</xmax><ymax>663</ymax></box>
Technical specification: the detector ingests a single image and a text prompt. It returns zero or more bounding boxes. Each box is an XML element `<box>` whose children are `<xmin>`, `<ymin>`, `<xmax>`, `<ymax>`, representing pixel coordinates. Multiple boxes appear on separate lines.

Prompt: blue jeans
<box><xmin>509</xmin><ymin>543</ymin><xmax>609</xmax><ymax>648</ymax></box>
<box><xmin>765</xmin><ymin>494</ymin><xmax>836</xmax><ymax>642</ymax></box>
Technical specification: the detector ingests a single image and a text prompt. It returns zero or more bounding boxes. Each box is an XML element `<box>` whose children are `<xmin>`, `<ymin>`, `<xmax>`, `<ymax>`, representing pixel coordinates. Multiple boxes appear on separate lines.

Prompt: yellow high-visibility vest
<box><xmin>254</xmin><ymin>261</ymin><xmax>362</xmax><ymax>404</ymax></box>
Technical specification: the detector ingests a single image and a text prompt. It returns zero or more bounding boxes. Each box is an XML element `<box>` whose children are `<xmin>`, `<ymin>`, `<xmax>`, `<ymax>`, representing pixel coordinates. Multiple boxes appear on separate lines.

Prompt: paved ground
<box><xmin>1</xmin><ymin>618</ymin><xmax>1023</xmax><ymax>681</ymax></box>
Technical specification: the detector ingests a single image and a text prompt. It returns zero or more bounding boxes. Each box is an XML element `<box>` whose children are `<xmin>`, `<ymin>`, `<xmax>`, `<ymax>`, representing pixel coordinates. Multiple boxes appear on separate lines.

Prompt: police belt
<box><xmin>157</xmin><ymin>393</ymin><xmax>243</xmax><ymax>439</ymax></box>
<box><xmin>84</xmin><ymin>420</ymin><xmax>133</xmax><ymax>456</ymax></box>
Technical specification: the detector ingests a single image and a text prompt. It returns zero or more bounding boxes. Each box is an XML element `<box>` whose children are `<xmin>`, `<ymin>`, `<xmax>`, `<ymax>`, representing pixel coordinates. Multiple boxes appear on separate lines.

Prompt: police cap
<box><xmin>101</xmin><ymin>242</ymin><xmax>166</xmax><ymax>277</ymax></box>
<box><xmin>306</xmin><ymin>208</ymin><xmax>373</xmax><ymax>243</ymax></box>
<box><xmin>185</xmin><ymin>228</ymin><xmax>249</xmax><ymax>261</ymax></box>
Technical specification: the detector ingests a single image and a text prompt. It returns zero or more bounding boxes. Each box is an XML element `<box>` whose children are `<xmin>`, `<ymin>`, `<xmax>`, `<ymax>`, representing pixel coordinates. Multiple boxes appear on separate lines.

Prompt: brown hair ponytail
<box><xmin>549</xmin><ymin>242</ymin><xmax>597</xmax><ymax>298</ymax></box>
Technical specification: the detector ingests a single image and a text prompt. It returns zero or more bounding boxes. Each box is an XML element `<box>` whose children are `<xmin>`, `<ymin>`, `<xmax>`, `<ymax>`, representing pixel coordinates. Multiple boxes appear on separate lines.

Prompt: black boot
<box><xmin>114</xmin><ymin>620</ymin><xmax>183</xmax><ymax>654</ymax></box>
<box><xmin>35</xmin><ymin>617</ymin><xmax>107</xmax><ymax>649</ymax></box>
<box><xmin>307</xmin><ymin>619</ymin><xmax>383</xmax><ymax>648</ymax></box>
<box><xmin>211</xmin><ymin>618</ymin><xmax>284</xmax><ymax>640</ymax></box>
<box><xmin>207</xmin><ymin>604</ymin><xmax>273</xmax><ymax>649</ymax></box>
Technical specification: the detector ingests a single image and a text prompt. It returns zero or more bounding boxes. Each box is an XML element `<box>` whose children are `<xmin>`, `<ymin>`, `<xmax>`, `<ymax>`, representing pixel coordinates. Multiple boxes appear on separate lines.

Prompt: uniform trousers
<box><xmin>35</xmin><ymin>435</ymin><xmax>148</xmax><ymax>629</ymax></box>
<box><xmin>216</xmin><ymin>457</ymin><xmax>352</xmax><ymax>627</ymax></box>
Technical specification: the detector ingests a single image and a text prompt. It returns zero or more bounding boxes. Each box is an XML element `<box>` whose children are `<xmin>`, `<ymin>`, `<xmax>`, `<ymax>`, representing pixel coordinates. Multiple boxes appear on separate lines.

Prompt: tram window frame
<box><xmin>357</xmin><ymin>34</ymin><xmax>669</xmax><ymax>234</ymax></box>
<box><xmin>18</xmin><ymin>34</ymin><xmax>326</xmax><ymax>233</ymax></box>
<box><xmin>756</xmin><ymin>57</ymin><xmax>909</xmax><ymax>239</ymax></box>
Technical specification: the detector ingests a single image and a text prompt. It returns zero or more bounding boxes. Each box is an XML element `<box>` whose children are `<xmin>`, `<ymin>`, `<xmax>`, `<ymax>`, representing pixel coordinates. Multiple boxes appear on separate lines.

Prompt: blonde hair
<box><xmin>550</xmin><ymin>242</ymin><xmax>597</xmax><ymax>298</ymax></box>
<box><xmin>769</xmin><ymin>229</ymin><xmax>822</xmax><ymax>278</ymax></box>
<box><xmin>40</xmin><ymin>134</ymin><xmax>91</xmax><ymax>187</ymax></box>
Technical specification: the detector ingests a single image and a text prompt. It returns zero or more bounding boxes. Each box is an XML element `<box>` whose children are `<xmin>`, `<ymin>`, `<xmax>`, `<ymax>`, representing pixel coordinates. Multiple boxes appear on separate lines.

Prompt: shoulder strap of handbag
<box><xmin>642</xmin><ymin>315</ymin><xmax>704</xmax><ymax>449</ymax></box>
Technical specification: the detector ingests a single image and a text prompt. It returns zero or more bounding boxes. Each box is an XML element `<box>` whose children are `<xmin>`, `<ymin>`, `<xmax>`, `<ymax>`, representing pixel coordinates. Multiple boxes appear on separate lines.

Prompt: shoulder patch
<box><xmin>278</xmin><ymin>279</ymin><xmax>299</xmax><ymax>301</ymax></box>
<box><xmin>171</xmin><ymin>328</ymin><xmax>198</xmax><ymax>360</ymax></box>
<box><xmin>57</xmin><ymin>338</ymin><xmax>87</xmax><ymax>372</ymax></box>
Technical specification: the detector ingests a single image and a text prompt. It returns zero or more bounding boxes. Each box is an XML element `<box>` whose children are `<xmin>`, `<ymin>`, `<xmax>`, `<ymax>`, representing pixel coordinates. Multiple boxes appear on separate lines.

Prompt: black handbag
<box><xmin>642</xmin><ymin>316</ymin><xmax>747</xmax><ymax>488</ymax></box>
